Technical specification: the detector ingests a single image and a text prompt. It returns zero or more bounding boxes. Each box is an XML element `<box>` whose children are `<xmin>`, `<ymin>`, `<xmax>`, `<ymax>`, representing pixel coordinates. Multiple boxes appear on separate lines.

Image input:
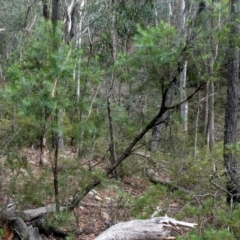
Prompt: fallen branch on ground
<box><xmin>95</xmin><ymin>215</ymin><xmax>197</xmax><ymax>240</ymax></box>
<box><xmin>0</xmin><ymin>205</ymin><xmax>75</xmax><ymax>239</ymax></box>
<box><xmin>145</xmin><ymin>168</ymin><xmax>190</xmax><ymax>194</ymax></box>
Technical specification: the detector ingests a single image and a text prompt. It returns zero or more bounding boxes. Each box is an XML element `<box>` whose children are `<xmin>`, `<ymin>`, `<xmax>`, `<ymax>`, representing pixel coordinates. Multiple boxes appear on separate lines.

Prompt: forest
<box><xmin>0</xmin><ymin>0</ymin><xmax>240</xmax><ymax>239</ymax></box>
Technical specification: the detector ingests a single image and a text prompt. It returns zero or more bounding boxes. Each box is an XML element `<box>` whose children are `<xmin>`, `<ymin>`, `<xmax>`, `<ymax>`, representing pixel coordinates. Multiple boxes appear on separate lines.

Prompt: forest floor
<box><xmin>0</xmin><ymin>147</ymin><xmax>185</xmax><ymax>240</ymax></box>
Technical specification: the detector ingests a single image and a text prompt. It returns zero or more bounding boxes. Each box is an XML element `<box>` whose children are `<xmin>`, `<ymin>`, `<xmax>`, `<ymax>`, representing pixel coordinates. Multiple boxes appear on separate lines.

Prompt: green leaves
<box><xmin>134</xmin><ymin>22</ymin><xmax>180</xmax><ymax>63</ymax></box>
<box><xmin>4</xmin><ymin>20</ymin><xmax>75</xmax><ymax>119</ymax></box>
<box><xmin>116</xmin><ymin>22</ymin><xmax>181</xmax><ymax>90</ymax></box>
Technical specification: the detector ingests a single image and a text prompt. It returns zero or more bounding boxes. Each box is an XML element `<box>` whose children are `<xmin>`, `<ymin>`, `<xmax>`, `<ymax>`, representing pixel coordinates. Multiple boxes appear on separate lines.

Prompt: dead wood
<box><xmin>80</xmin><ymin>201</ymin><xmax>132</xmax><ymax>208</ymax></box>
<box><xmin>0</xmin><ymin>205</ymin><xmax>65</xmax><ymax>221</ymax></box>
<box><xmin>145</xmin><ymin>168</ymin><xmax>190</xmax><ymax>194</ymax></box>
<box><xmin>95</xmin><ymin>215</ymin><xmax>197</xmax><ymax>240</ymax></box>
<box><xmin>0</xmin><ymin>205</ymin><xmax>69</xmax><ymax>239</ymax></box>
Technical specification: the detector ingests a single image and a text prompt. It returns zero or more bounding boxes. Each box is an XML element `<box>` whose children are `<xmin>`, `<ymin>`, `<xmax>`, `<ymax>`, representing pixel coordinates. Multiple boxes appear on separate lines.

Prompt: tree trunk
<box><xmin>51</xmin><ymin>0</ymin><xmax>60</xmax><ymax>28</ymax></box>
<box><xmin>224</xmin><ymin>0</ymin><xmax>240</xmax><ymax>206</ymax></box>
<box><xmin>149</xmin><ymin>85</ymin><xmax>174</xmax><ymax>152</ymax></box>
<box><xmin>202</xmin><ymin>82</ymin><xmax>209</xmax><ymax>139</ymax></box>
<box><xmin>107</xmin><ymin>0</ymin><xmax>118</xmax><ymax>177</ymax></box>
<box><xmin>64</xmin><ymin>0</ymin><xmax>79</xmax><ymax>43</ymax></box>
<box><xmin>40</xmin><ymin>134</ymin><xmax>47</xmax><ymax>165</ymax></box>
<box><xmin>207</xmin><ymin>80</ymin><xmax>214</xmax><ymax>151</ymax></box>
<box><xmin>194</xmin><ymin>89</ymin><xmax>201</xmax><ymax>159</ymax></box>
<box><xmin>42</xmin><ymin>0</ymin><xmax>50</xmax><ymax>20</ymax></box>
<box><xmin>180</xmin><ymin>0</ymin><xmax>188</xmax><ymax>132</ymax></box>
<box><xmin>51</xmin><ymin>0</ymin><xmax>60</xmax><ymax>211</ymax></box>
<box><xmin>107</xmin><ymin>95</ymin><xmax>119</xmax><ymax>179</ymax></box>
<box><xmin>180</xmin><ymin>61</ymin><xmax>188</xmax><ymax>132</ymax></box>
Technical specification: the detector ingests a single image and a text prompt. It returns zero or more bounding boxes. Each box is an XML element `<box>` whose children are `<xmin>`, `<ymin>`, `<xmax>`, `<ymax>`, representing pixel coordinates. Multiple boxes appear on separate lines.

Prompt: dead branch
<box><xmin>95</xmin><ymin>215</ymin><xmax>197</xmax><ymax>240</ymax></box>
<box><xmin>145</xmin><ymin>168</ymin><xmax>190</xmax><ymax>194</ymax></box>
<box><xmin>0</xmin><ymin>205</ymin><xmax>70</xmax><ymax>239</ymax></box>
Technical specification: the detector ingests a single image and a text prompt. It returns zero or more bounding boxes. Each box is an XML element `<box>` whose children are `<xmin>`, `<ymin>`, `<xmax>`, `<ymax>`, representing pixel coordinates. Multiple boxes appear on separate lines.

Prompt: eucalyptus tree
<box><xmin>149</xmin><ymin>0</ymin><xmax>227</xmax><ymax>153</ymax></box>
<box><xmin>149</xmin><ymin>0</ymin><xmax>197</xmax><ymax>152</ymax></box>
<box><xmin>224</xmin><ymin>0</ymin><xmax>240</xmax><ymax>206</ymax></box>
<box><xmin>194</xmin><ymin>0</ymin><xmax>222</xmax><ymax>152</ymax></box>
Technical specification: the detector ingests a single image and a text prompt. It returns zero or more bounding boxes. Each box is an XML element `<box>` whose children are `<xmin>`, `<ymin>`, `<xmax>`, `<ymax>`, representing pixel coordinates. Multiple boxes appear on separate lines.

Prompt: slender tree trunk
<box><xmin>52</xmin><ymin>0</ymin><xmax>60</xmax><ymax>28</ymax></box>
<box><xmin>39</xmin><ymin>0</ymin><xmax>51</xmax><ymax>165</ymax></box>
<box><xmin>54</xmin><ymin>109</ymin><xmax>60</xmax><ymax>212</ymax></box>
<box><xmin>127</xmin><ymin>82</ymin><xmax>132</xmax><ymax>116</ymax></box>
<box><xmin>224</xmin><ymin>0</ymin><xmax>240</xmax><ymax>206</ymax></box>
<box><xmin>42</xmin><ymin>0</ymin><xmax>50</xmax><ymax>20</ymax></box>
<box><xmin>40</xmin><ymin>109</ymin><xmax>49</xmax><ymax>165</ymax></box>
<box><xmin>149</xmin><ymin>86</ymin><xmax>175</xmax><ymax>152</ymax></box>
<box><xmin>51</xmin><ymin>0</ymin><xmax>60</xmax><ymax>211</ymax></box>
<box><xmin>12</xmin><ymin>105</ymin><xmax>16</xmax><ymax>133</ymax></box>
<box><xmin>202</xmin><ymin>80</ymin><xmax>209</xmax><ymax>139</ymax></box>
<box><xmin>107</xmin><ymin>0</ymin><xmax>118</xmax><ymax>176</ymax></box>
<box><xmin>204</xmin><ymin>66</ymin><xmax>215</xmax><ymax>152</ymax></box>
<box><xmin>180</xmin><ymin>0</ymin><xmax>188</xmax><ymax>132</ymax></box>
<box><xmin>180</xmin><ymin>61</ymin><xmax>188</xmax><ymax>131</ymax></box>
<box><xmin>207</xmin><ymin>79</ymin><xmax>214</xmax><ymax>151</ymax></box>
<box><xmin>194</xmin><ymin>90</ymin><xmax>201</xmax><ymax>160</ymax></box>
<box><xmin>107</xmin><ymin>95</ymin><xmax>118</xmax><ymax>179</ymax></box>
<box><xmin>75</xmin><ymin>6</ymin><xmax>83</xmax><ymax>155</ymax></box>
<box><xmin>40</xmin><ymin>134</ymin><xmax>47</xmax><ymax>165</ymax></box>
<box><xmin>64</xmin><ymin>0</ymin><xmax>80</xmax><ymax>43</ymax></box>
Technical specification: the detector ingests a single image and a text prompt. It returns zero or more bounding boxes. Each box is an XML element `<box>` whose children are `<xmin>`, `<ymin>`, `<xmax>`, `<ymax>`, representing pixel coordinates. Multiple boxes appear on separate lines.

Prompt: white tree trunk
<box><xmin>76</xmin><ymin>0</ymin><xmax>85</xmax><ymax>102</ymax></box>
<box><xmin>179</xmin><ymin>0</ymin><xmax>188</xmax><ymax>132</ymax></box>
<box><xmin>180</xmin><ymin>61</ymin><xmax>188</xmax><ymax>131</ymax></box>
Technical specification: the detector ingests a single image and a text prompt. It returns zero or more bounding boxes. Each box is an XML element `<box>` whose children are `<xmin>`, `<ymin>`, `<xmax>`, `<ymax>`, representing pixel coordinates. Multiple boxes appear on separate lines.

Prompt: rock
<box><xmin>94</xmin><ymin>195</ymin><xmax>103</xmax><ymax>201</ymax></box>
<box><xmin>101</xmin><ymin>211</ymin><xmax>110</xmax><ymax>221</ymax></box>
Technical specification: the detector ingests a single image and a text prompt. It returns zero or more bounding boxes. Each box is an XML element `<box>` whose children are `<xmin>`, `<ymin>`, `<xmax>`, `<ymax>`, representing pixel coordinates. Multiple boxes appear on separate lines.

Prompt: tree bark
<box><xmin>180</xmin><ymin>0</ymin><xmax>188</xmax><ymax>132</ymax></box>
<box><xmin>64</xmin><ymin>0</ymin><xmax>81</xmax><ymax>43</ymax></box>
<box><xmin>149</xmin><ymin>86</ymin><xmax>174</xmax><ymax>152</ymax></box>
<box><xmin>0</xmin><ymin>208</ymin><xmax>196</xmax><ymax>240</ymax></box>
<box><xmin>180</xmin><ymin>61</ymin><xmax>188</xmax><ymax>131</ymax></box>
<box><xmin>0</xmin><ymin>206</ymin><xmax>69</xmax><ymax>239</ymax></box>
<box><xmin>95</xmin><ymin>216</ymin><xmax>197</xmax><ymax>240</ymax></box>
<box><xmin>223</xmin><ymin>0</ymin><xmax>240</xmax><ymax>205</ymax></box>
<box><xmin>107</xmin><ymin>95</ymin><xmax>118</xmax><ymax>179</ymax></box>
<box><xmin>51</xmin><ymin>0</ymin><xmax>61</xmax><ymax>211</ymax></box>
<box><xmin>107</xmin><ymin>0</ymin><xmax>118</xmax><ymax>178</ymax></box>
<box><xmin>42</xmin><ymin>0</ymin><xmax>50</xmax><ymax>20</ymax></box>
<box><xmin>52</xmin><ymin>0</ymin><xmax>60</xmax><ymax>28</ymax></box>
<box><xmin>207</xmin><ymin>80</ymin><xmax>214</xmax><ymax>151</ymax></box>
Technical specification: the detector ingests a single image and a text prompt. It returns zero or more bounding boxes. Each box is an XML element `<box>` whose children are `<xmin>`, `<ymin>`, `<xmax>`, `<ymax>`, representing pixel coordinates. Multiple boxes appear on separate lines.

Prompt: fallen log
<box><xmin>0</xmin><ymin>205</ymin><xmax>64</xmax><ymax>221</ymax></box>
<box><xmin>0</xmin><ymin>205</ymin><xmax>70</xmax><ymax>239</ymax></box>
<box><xmin>95</xmin><ymin>215</ymin><xmax>197</xmax><ymax>240</ymax></box>
<box><xmin>145</xmin><ymin>168</ymin><xmax>190</xmax><ymax>194</ymax></box>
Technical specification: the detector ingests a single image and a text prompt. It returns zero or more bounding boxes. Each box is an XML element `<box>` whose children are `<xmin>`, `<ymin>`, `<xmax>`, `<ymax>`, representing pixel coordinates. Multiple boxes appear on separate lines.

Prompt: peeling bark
<box><xmin>95</xmin><ymin>216</ymin><xmax>197</xmax><ymax>240</ymax></box>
